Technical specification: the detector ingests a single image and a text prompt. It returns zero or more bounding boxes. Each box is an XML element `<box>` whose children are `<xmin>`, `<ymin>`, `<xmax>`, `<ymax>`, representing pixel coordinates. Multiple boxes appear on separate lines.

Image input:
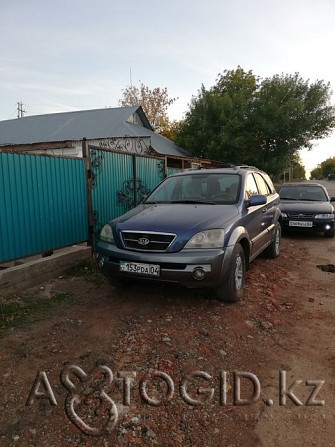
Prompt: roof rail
<box><xmin>234</xmin><ymin>165</ymin><xmax>258</xmax><ymax>170</ymax></box>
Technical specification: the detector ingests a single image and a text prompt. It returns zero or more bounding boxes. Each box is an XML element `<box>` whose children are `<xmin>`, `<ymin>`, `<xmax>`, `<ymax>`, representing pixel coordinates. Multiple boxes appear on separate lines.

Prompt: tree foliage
<box><xmin>176</xmin><ymin>67</ymin><xmax>335</xmax><ymax>176</ymax></box>
<box><xmin>119</xmin><ymin>83</ymin><xmax>177</xmax><ymax>136</ymax></box>
<box><xmin>310</xmin><ymin>157</ymin><xmax>335</xmax><ymax>179</ymax></box>
<box><xmin>291</xmin><ymin>159</ymin><xmax>306</xmax><ymax>180</ymax></box>
<box><xmin>280</xmin><ymin>155</ymin><xmax>306</xmax><ymax>181</ymax></box>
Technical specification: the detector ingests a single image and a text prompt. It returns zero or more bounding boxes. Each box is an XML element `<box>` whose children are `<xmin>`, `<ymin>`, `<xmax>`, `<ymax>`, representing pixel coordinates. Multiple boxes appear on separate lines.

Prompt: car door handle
<box><xmin>262</xmin><ymin>208</ymin><xmax>267</xmax><ymax>213</ymax></box>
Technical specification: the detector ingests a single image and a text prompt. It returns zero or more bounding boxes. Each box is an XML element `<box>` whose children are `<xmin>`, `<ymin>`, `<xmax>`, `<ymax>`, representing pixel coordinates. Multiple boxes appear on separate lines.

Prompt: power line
<box><xmin>7</xmin><ymin>105</ymin><xmax>17</xmax><ymax>120</ymax></box>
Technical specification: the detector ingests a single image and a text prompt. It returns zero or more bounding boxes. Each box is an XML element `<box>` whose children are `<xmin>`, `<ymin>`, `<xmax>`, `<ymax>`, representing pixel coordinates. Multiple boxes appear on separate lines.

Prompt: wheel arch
<box><xmin>238</xmin><ymin>237</ymin><xmax>251</xmax><ymax>270</ymax></box>
<box><xmin>227</xmin><ymin>226</ymin><xmax>251</xmax><ymax>270</ymax></box>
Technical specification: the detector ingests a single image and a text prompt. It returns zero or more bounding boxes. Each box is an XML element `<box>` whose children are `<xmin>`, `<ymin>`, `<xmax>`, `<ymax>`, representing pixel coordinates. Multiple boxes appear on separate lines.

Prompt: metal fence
<box><xmin>0</xmin><ymin>144</ymin><xmax>184</xmax><ymax>263</ymax></box>
<box><xmin>0</xmin><ymin>152</ymin><xmax>88</xmax><ymax>263</ymax></box>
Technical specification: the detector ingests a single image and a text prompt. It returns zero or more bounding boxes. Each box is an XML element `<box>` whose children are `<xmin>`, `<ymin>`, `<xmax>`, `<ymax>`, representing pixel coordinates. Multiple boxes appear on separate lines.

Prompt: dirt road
<box><xmin>0</xmin><ymin>229</ymin><xmax>334</xmax><ymax>446</ymax></box>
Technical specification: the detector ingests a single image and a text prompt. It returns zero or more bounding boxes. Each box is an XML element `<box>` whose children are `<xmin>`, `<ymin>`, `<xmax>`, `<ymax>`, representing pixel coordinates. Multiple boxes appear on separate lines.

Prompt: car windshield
<box><xmin>279</xmin><ymin>185</ymin><xmax>328</xmax><ymax>201</ymax></box>
<box><xmin>145</xmin><ymin>173</ymin><xmax>241</xmax><ymax>205</ymax></box>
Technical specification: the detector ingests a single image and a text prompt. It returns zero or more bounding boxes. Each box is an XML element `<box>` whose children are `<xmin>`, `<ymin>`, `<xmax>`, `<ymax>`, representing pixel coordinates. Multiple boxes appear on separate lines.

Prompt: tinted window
<box><xmin>262</xmin><ymin>173</ymin><xmax>276</xmax><ymax>194</ymax></box>
<box><xmin>245</xmin><ymin>174</ymin><xmax>259</xmax><ymax>199</ymax></box>
<box><xmin>254</xmin><ymin>173</ymin><xmax>271</xmax><ymax>195</ymax></box>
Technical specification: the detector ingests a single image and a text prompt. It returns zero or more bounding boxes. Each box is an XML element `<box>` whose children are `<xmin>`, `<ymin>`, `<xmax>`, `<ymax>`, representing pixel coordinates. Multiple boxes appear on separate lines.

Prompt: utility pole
<box><xmin>17</xmin><ymin>101</ymin><xmax>26</xmax><ymax>118</ymax></box>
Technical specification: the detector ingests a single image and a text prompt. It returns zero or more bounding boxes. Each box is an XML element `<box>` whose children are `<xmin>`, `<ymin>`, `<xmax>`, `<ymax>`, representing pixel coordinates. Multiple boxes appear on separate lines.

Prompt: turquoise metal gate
<box><xmin>87</xmin><ymin>145</ymin><xmax>166</xmax><ymax>237</ymax></box>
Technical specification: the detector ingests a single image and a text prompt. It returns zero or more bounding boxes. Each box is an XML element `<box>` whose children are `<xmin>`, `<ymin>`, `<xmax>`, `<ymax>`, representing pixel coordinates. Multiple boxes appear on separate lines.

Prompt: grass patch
<box><xmin>0</xmin><ymin>292</ymin><xmax>71</xmax><ymax>335</ymax></box>
<box><xmin>63</xmin><ymin>258</ymin><xmax>106</xmax><ymax>285</ymax></box>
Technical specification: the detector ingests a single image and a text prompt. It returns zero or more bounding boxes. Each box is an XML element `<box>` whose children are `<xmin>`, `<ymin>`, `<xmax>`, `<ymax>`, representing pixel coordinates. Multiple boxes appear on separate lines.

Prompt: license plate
<box><xmin>119</xmin><ymin>261</ymin><xmax>160</xmax><ymax>276</ymax></box>
<box><xmin>289</xmin><ymin>221</ymin><xmax>313</xmax><ymax>228</ymax></box>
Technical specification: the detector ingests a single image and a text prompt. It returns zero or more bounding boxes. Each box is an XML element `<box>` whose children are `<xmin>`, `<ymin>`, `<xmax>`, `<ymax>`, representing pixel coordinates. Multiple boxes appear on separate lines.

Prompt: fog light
<box><xmin>98</xmin><ymin>258</ymin><xmax>104</xmax><ymax>268</ymax></box>
<box><xmin>325</xmin><ymin>224</ymin><xmax>331</xmax><ymax>230</ymax></box>
<box><xmin>193</xmin><ymin>267</ymin><xmax>206</xmax><ymax>280</ymax></box>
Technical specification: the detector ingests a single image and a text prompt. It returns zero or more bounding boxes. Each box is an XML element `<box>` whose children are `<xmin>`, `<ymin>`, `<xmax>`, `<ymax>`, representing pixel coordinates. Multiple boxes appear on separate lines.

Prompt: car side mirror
<box><xmin>139</xmin><ymin>195</ymin><xmax>148</xmax><ymax>204</ymax></box>
<box><xmin>330</xmin><ymin>196</ymin><xmax>335</xmax><ymax>202</ymax></box>
<box><xmin>247</xmin><ymin>194</ymin><xmax>267</xmax><ymax>207</ymax></box>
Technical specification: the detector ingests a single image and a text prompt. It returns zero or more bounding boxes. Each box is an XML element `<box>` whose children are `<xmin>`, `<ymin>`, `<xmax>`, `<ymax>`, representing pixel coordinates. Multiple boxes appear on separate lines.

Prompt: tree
<box><xmin>176</xmin><ymin>68</ymin><xmax>335</xmax><ymax>176</ymax></box>
<box><xmin>310</xmin><ymin>157</ymin><xmax>335</xmax><ymax>179</ymax></box>
<box><xmin>280</xmin><ymin>155</ymin><xmax>306</xmax><ymax>181</ymax></box>
<box><xmin>176</xmin><ymin>68</ymin><xmax>259</xmax><ymax>163</ymax></box>
<box><xmin>252</xmin><ymin>73</ymin><xmax>335</xmax><ymax>174</ymax></box>
<box><xmin>161</xmin><ymin>120</ymin><xmax>182</xmax><ymax>141</ymax></box>
<box><xmin>310</xmin><ymin>165</ymin><xmax>323</xmax><ymax>180</ymax></box>
<box><xmin>119</xmin><ymin>83</ymin><xmax>177</xmax><ymax>137</ymax></box>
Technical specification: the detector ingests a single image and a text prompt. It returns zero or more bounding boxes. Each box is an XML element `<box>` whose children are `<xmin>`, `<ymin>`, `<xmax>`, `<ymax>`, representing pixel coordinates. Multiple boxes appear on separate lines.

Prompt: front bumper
<box><xmin>281</xmin><ymin>218</ymin><xmax>334</xmax><ymax>233</ymax></box>
<box><xmin>95</xmin><ymin>240</ymin><xmax>234</xmax><ymax>288</ymax></box>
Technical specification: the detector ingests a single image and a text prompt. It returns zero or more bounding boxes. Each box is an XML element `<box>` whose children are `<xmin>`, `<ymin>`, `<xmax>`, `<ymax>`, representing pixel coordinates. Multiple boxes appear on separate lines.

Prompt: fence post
<box><xmin>82</xmin><ymin>139</ymin><xmax>95</xmax><ymax>252</ymax></box>
<box><xmin>133</xmin><ymin>154</ymin><xmax>138</xmax><ymax>206</ymax></box>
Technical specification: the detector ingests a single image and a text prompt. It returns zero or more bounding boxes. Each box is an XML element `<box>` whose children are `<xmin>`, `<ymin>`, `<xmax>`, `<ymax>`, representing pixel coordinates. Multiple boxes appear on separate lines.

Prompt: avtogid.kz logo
<box><xmin>26</xmin><ymin>365</ymin><xmax>325</xmax><ymax>437</ymax></box>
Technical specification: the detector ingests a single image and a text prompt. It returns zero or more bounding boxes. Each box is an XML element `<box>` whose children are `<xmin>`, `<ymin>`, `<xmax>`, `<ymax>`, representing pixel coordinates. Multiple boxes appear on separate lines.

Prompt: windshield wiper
<box><xmin>145</xmin><ymin>201</ymin><xmax>170</xmax><ymax>204</ymax></box>
<box><xmin>280</xmin><ymin>197</ymin><xmax>299</xmax><ymax>200</ymax></box>
<box><xmin>172</xmin><ymin>199</ymin><xmax>216</xmax><ymax>205</ymax></box>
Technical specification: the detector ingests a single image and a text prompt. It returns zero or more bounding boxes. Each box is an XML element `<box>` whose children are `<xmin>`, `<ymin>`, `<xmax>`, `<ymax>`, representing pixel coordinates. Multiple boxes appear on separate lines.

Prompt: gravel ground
<box><xmin>0</xmin><ymin>232</ymin><xmax>334</xmax><ymax>446</ymax></box>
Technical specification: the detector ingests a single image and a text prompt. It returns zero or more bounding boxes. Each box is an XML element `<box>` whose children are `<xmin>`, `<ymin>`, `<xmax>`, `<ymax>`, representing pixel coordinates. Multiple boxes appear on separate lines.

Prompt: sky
<box><xmin>1</xmin><ymin>0</ymin><xmax>335</xmax><ymax>175</ymax></box>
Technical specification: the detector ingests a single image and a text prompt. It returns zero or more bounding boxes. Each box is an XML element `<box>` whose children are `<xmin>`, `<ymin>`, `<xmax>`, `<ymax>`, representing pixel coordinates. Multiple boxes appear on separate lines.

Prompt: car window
<box><xmin>279</xmin><ymin>185</ymin><xmax>328</xmax><ymax>201</ymax></box>
<box><xmin>245</xmin><ymin>174</ymin><xmax>259</xmax><ymax>199</ymax></box>
<box><xmin>254</xmin><ymin>173</ymin><xmax>271</xmax><ymax>195</ymax></box>
<box><xmin>261</xmin><ymin>173</ymin><xmax>276</xmax><ymax>194</ymax></box>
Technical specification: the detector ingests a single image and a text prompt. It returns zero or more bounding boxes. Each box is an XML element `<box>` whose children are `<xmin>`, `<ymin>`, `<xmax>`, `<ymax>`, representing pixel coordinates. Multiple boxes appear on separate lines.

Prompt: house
<box><xmin>0</xmin><ymin>106</ymin><xmax>202</xmax><ymax>169</ymax></box>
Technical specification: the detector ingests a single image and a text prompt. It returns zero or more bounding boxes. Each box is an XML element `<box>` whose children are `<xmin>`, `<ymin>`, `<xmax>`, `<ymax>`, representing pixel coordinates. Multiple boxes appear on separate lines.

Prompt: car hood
<box><xmin>280</xmin><ymin>200</ymin><xmax>334</xmax><ymax>214</ymax></box>
<box><xmin>113</xmin><ymin>203</ymin><xmax>239</xmax><ymax>251</ymax></box>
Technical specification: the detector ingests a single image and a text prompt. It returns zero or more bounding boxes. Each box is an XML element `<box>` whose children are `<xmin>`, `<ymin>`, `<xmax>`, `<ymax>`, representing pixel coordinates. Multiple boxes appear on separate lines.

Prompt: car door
<box><xmin>253</xmin><ymin>172</ymin><xmax>278</xmax><ymax>247</ymax></box>
<box><xmin>243</xmin><ymin>173</ymin><xmax>269</xmax><ymax>257</ymax></box>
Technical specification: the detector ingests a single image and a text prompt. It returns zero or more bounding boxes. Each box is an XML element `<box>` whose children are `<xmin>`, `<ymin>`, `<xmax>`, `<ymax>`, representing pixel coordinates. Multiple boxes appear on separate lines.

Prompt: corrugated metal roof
<box><xmin>124</xmin><ymin>122</ymin><xmax>190</xmax><ymax>157</ymax></box>
<box><xmin>0</xmin><ymin>106</ymin><xmax>190</xmax><ymax>157</ymax></box>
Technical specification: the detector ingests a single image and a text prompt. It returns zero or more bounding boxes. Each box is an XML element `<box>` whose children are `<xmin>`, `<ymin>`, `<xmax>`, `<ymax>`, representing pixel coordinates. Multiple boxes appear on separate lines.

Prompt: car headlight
<box><xmin>100</xmin><ymin>224</ymin><xmax>115</xmax><ymax>243</ymax></box>
<box><xmin>281</xmin><ymin>212</ymin><xmax>288</xmax><ymax>218</ymax></box>
<box><xmin>185</xmin><ymin>229</ymin><xmax>225</xmax><ymax>249</ymax></box>
<box><xmin>314</xmin><ymin>213</ymin><xmax>334</xmax><ymax>219</ymax></box>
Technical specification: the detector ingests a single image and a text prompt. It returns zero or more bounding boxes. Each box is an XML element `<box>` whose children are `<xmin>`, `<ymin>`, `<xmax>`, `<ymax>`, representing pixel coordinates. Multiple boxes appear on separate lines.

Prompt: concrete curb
<box><xmin>0</xmin><ymin>245</ymin><xmax>92</xmax><ymax>297</ymax></box>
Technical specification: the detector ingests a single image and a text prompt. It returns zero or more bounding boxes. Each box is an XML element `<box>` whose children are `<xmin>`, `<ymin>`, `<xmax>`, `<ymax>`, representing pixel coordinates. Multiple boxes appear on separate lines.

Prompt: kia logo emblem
<box><xmin>138</xmin><ymin>237</ymin><xmax>150</xmax><ymax>246</ymax></box>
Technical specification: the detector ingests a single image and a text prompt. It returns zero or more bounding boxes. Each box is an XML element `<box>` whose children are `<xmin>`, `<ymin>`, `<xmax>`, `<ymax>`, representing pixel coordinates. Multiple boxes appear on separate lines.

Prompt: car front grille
<box><xmin>121</xmin><ymin>231</ymin><xmax>176</xmax><ymax>252</ymax></box>
<box><xmin>288</xmin><ymin>213</ymin><xmax>315</xmax><ymax>219</ymax></box>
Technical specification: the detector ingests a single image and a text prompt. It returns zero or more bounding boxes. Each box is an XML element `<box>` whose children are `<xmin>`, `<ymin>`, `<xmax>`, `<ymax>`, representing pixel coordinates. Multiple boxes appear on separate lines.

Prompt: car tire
<box><xmin>324</xmin><ymin>229</ymin><xmax>335</xmax><ymax>238</ymax></box>
<box><xmin>215</xmin><ymin>243</ymin><xmax>245</xmax><ymax>302</ymax></box>
<box><xmin>264</xmin><ymin>223</ymin><xmax>281</xmax><ymax>258</ymax></box>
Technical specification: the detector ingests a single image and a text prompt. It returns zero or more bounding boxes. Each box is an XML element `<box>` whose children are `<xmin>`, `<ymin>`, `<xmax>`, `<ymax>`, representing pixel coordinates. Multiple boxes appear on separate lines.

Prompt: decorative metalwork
<box><xmin>98</xmin><ymin>136</ymin><xmax>150</xmax><ymax>154</ymax></box>
<box><xmin>117</xmin><ymin>178</ymin><xmax>151</xmax><ymax>213</ymax></box>
<box><xmin>90</xmin><ymin>149</ymin><xmax>104</xmax><ymax>188</ymax></box>
<box><xmin>157</xmin><ymin>161</ymin><xmax>165</xmax><ymax>179</ymax></box>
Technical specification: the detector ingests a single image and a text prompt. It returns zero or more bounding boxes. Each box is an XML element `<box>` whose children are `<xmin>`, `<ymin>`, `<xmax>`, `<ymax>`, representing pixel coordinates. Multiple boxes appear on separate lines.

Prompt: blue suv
<box><xmin>96</xmin><ymin>166</ymin><xmax>281</xmax><ymax>302</ymax></box>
